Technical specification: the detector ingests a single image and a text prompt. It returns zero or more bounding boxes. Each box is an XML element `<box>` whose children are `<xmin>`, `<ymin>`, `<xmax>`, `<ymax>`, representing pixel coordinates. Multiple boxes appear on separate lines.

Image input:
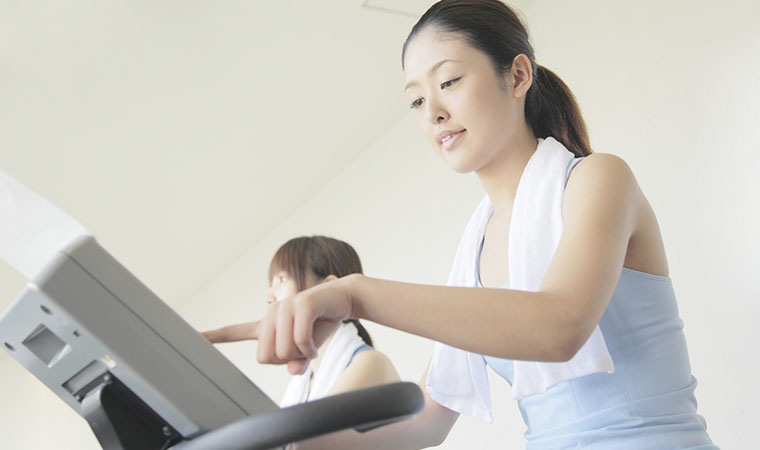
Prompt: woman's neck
<box><xmin>476</xmin><ymin>132</ymin><xmax>538</xmax><ymax>215</ymax></box>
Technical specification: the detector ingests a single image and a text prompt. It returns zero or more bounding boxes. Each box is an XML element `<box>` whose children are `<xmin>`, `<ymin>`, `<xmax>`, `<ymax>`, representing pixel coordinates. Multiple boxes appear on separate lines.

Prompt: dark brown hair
<box><xmin>268</xmin><ymin>236</ymin><xmax>373</xmax><ymax>346</ymax></box>
<box><xmin>402</xmin><ymin>0</ymin><xmax>592</xmax><ymax>157</ymax></box>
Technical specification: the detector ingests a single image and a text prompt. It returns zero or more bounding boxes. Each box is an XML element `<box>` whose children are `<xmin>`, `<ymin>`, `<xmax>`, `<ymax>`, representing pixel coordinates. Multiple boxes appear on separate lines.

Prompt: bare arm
<box><xmin>259</xmin><ymin>154</ymin><xmax>643</xmax><ymax>371</ymax></box>
<box><xmin>351</xmin><ymin>154</ymin><xmax>638</xmax><ymax>361</ymax></box>
<box><xmin>292</xmin><ymin>363</ymin><xmax>458</xmax><ymax>450</ymax></box>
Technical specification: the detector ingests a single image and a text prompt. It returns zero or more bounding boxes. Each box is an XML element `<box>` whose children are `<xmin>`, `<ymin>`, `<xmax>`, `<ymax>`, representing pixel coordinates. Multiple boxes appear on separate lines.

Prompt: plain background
<box><xmin>1</xmin><ymin>0</ymin><xmax>758</xmax><ymax>448</ymax></box>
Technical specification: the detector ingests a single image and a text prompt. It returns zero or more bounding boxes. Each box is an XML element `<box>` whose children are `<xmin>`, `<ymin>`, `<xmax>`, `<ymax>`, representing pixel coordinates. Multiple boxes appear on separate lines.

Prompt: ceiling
<box><xmin>0</xmin><ymin>0</ymin><xmax>439</xmax><ymax>312</ymax></box>
<box><xmin>364</xmin><ymin>0</ymin><xmax>535</xmax><ymax>16</ymax></box>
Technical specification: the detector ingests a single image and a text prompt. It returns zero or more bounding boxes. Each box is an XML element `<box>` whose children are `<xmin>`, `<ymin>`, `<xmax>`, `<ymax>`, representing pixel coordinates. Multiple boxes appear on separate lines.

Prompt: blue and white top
<box><xmin>474</xmin><ymin>158</ymin><xmax>717</xmax><ymax>449</ymax></box>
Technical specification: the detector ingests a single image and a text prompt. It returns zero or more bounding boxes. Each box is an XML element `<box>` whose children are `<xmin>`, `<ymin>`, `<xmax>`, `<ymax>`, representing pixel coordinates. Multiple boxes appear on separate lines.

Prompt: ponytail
<box><xmin>526</xmin><ymin>65</ymin><xmax>592</xmax><ymax>157</ymax></box>
<box><xmin>344</xmin><ymin>318</ymin><xmax>373</xmax><ymax>347</ymax></box>
<box><xmin>403</xmin><ymin>1</ymin><xmax>593</xmax><ymax>157</ymax></box>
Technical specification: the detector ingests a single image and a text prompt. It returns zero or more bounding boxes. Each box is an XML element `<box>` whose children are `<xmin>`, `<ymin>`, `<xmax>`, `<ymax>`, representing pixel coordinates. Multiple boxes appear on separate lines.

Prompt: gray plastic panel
<box><xmin>0</xmin><ymin>237</ymin><xmax>277</xmax><ymax>438</ymax></box>
<box><xmin>65</xmin><ymin>237</ymin><xmax>277</xmax><ymax>418</ymax></box>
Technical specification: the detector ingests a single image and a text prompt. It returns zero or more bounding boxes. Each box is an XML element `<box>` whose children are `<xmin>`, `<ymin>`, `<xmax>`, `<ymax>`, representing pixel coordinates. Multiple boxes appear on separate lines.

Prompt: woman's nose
<box><xmin>425</xmin><ymin>97</ymin><xmax>449</xmax><ymax>125</ymax></box>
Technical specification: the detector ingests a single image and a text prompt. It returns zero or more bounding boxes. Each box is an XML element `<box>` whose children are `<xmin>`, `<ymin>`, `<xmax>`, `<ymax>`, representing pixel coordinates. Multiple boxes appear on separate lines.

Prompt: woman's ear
<box><xmin>321</xmin><ymin>274</ymin><xmax>339</xmax><ymax>283</ymax></box>
<box><xmin>508</xmin><ymin>53</ymin><xmax>533</xmax><ymax>98</ymax></box>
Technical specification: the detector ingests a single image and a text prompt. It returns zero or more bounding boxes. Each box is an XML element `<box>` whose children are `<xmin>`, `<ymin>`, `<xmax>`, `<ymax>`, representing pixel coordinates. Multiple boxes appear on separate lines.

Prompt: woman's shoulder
<box><xmin>348</xmin><ymin>348</ymin><xmax>397</xmax><ymax>373</ymax></box>
<box><xmin>565</xmin><ymin>153</ymin><xmax>639</xmax><ymax>206</ymax></box>
<box><xmin>561</xmin><ymin>152</ymin><xmax>645</xmax><ymax>243</ymax></box>
<box><xmin>572</xmin><ymin>153</ymin><xmax>634</xmax><ymax>182</ymax></box>
<box><xmin>327</xmin><ymin>349</ymin><xmax>400</xmax><ymax>396</ymax></box>
<box><xmin>562</xmin><ymin>152</ymin><xmax>668</xmax><ymax>275</ymax></box>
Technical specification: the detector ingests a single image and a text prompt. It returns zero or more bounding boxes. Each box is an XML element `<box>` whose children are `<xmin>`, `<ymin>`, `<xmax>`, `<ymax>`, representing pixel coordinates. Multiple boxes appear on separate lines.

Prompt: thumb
<box><xmin>287</xmin><ymin>359</ymin><xmax>310</xmax><ymax>375</ymax></box>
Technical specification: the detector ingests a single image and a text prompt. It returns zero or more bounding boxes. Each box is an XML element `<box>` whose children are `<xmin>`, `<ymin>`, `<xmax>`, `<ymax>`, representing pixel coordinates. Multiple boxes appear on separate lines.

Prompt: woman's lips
<box><xmin>441</xmin><ymin>130</ymin><xmax>465</xmax><ymax>151</ymax></box>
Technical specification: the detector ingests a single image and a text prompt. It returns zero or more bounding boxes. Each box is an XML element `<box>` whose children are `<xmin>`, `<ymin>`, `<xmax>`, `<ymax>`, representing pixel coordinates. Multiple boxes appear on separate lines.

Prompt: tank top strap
<box><xmin>565</xmin><ymin>156</ymin><xmax>585</xmax><ymax>185</ymax></box>
<box><xmin>346</xmin><ymin>343</ymin><xmax>372</xmax><ymax>368</ymax></box>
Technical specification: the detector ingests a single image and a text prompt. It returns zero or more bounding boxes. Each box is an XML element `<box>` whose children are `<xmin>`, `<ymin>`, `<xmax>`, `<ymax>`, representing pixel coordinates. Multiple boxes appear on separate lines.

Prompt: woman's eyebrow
<box><xmin>405</xmin><ymin>59</ymin><xmax>461</xmax><ymax>91</ymax></box>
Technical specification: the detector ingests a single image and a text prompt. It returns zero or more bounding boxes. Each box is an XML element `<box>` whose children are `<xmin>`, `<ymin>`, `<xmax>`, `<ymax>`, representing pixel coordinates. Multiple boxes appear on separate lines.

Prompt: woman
<box><xmin>254</xmin><ymin>1</ymin><xmax>717</xmax><ymax>448</ymax></box>
<box><xmin>203</xmin><ymin>235</ymin><xmax>399</xmax><ymax>407</ymax></box>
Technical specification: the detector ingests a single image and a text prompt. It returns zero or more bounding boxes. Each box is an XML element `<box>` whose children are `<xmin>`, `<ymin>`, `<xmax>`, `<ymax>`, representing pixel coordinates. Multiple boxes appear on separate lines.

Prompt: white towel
<box><xmin>280</xmin><ymin>322</ymin><xmax>366</xmax><ymax>407</ymax></box>
<box><xmin>426</xmin><ymin>137</ymin><xmax>615</xmax><ymax>421</ymax></box>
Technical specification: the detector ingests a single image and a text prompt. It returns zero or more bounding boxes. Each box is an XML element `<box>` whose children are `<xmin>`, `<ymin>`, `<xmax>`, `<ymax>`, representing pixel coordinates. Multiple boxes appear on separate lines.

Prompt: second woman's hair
<box><xmin>268</xmin><ymin>236</ymin><xmax>373</xmax><ymax>346</ymax></box>
<box><xmin>402</xmin><ymin>0</ymin><xmax>592</xmax><ymax>157</ymax></box>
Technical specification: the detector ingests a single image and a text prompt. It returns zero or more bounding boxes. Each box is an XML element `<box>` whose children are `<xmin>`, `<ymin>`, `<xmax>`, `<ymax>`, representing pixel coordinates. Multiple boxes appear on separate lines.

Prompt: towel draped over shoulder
<box><xmin>426</xmin><ymin>137</ymin><xmax>615</xmax><ymax>422</ymax></box>
<box><xmin>281</xmin><ymin>322</ymin><xmax>366</xmax><ymax>407</ymax></box>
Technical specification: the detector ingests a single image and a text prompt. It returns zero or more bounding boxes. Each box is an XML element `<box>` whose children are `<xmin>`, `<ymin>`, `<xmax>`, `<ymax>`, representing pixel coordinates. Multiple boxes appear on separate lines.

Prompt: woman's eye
<box><xmin>410</xmin><ymin>98</ymin><xmax>424</xmax><ymax>109</ymax></box>
<box><xmin>279</xmin><ymin>276</ymin><xmax>287</xmax><ymax>283</ymax></box>
<box><xmin>440</xmin><ymin>77</ymin><xmax>461</xmax><ymax>89</ymax></box>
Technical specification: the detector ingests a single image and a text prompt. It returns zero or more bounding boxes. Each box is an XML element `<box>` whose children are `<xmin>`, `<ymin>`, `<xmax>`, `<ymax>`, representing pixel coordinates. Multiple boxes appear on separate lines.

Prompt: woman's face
<box><xmin>267</xmin><ymin>271</ymin><xmax>300</xmax><ymax>304</ymax></box>
<box><xmin>403</xmin><ymin>28</ymin><xmax>527</xmax><ymax>173</ymax></box>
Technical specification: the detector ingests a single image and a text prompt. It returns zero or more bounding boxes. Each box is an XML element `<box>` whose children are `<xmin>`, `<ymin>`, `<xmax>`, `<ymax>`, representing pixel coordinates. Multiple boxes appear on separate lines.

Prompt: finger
<box><xmin>201</xmin><ymin>330</ymin><xmax>215</xmax><ymax>342</ymax></box>
<box><xmin>287</xmin><ymin>359</ymin><xmax>310</xmax><ymax>375</ymax></box>
<box><xmin>275</xmin><ymin>299</ymin><xmax>300</xmax><ymax>361</ymax></box>
<box><xmin>201</xmin><ymin>328</ymin><xmax>227</xmax><ymax>344</ymax></box>
<box><xmin>293</xmin><ymin>300</ymin><xmax>318</xmax><ymax>360</ymax></box>
<box><xmin>204</xmin><ymin>323</ymin><xmax>259</xmax><ymax>343</ymax></box>
<box><xmin>257</xmin><ymin>304</ymin><xmax>283</xmax><ymax>365</ymax></box>
<box><xmin>227</xmin><ymin>322</ymin><xmax>260</xmax><ymax>341</ymax></box>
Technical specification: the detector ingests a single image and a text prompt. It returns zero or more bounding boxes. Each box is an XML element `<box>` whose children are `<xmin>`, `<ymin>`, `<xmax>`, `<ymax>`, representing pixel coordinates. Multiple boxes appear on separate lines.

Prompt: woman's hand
<box><xmin>257</xmin><ymin>274</ymin><xmax>360</xmax><ymax>375</ymax></box>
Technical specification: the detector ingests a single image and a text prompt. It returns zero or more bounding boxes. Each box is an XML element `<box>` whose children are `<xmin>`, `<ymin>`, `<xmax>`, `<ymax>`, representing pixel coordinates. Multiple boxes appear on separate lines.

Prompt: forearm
<box><xmin>348</xmin><ymin>275</ymin><xmax>583</xmax><ymax>362</ymax></box>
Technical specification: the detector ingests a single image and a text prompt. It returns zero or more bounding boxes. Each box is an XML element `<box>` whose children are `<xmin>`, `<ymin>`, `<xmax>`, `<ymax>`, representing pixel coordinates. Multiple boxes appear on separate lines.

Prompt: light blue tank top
<box><xmin>347</xmin><ymin>343</ymin><xmax>372</xmax><ymax>367</ymax></box>
<box><xmin>476</xmin><ymin>157</ymin><xmax>717</xmax><ymax>449</ymax></box>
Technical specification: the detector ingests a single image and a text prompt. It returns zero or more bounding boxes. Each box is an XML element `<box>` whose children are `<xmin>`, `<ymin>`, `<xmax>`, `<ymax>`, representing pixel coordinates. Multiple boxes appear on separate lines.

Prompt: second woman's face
<box><xmin>268</xmin><ymin>271</ymin><xmax>299</xmax><ymax>304</ymax></box>
<box><xmin>403</xmin><ymin>28</ymin><xmax>525</xmax><ymax>173</ymax></box>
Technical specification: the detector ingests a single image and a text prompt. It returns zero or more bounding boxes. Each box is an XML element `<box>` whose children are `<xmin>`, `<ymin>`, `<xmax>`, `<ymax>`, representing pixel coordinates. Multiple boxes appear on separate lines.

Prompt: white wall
<box><xmin>183</xmin><ymin>1</ymin><xmax>759</xmax><ymax>448</ymax></box>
